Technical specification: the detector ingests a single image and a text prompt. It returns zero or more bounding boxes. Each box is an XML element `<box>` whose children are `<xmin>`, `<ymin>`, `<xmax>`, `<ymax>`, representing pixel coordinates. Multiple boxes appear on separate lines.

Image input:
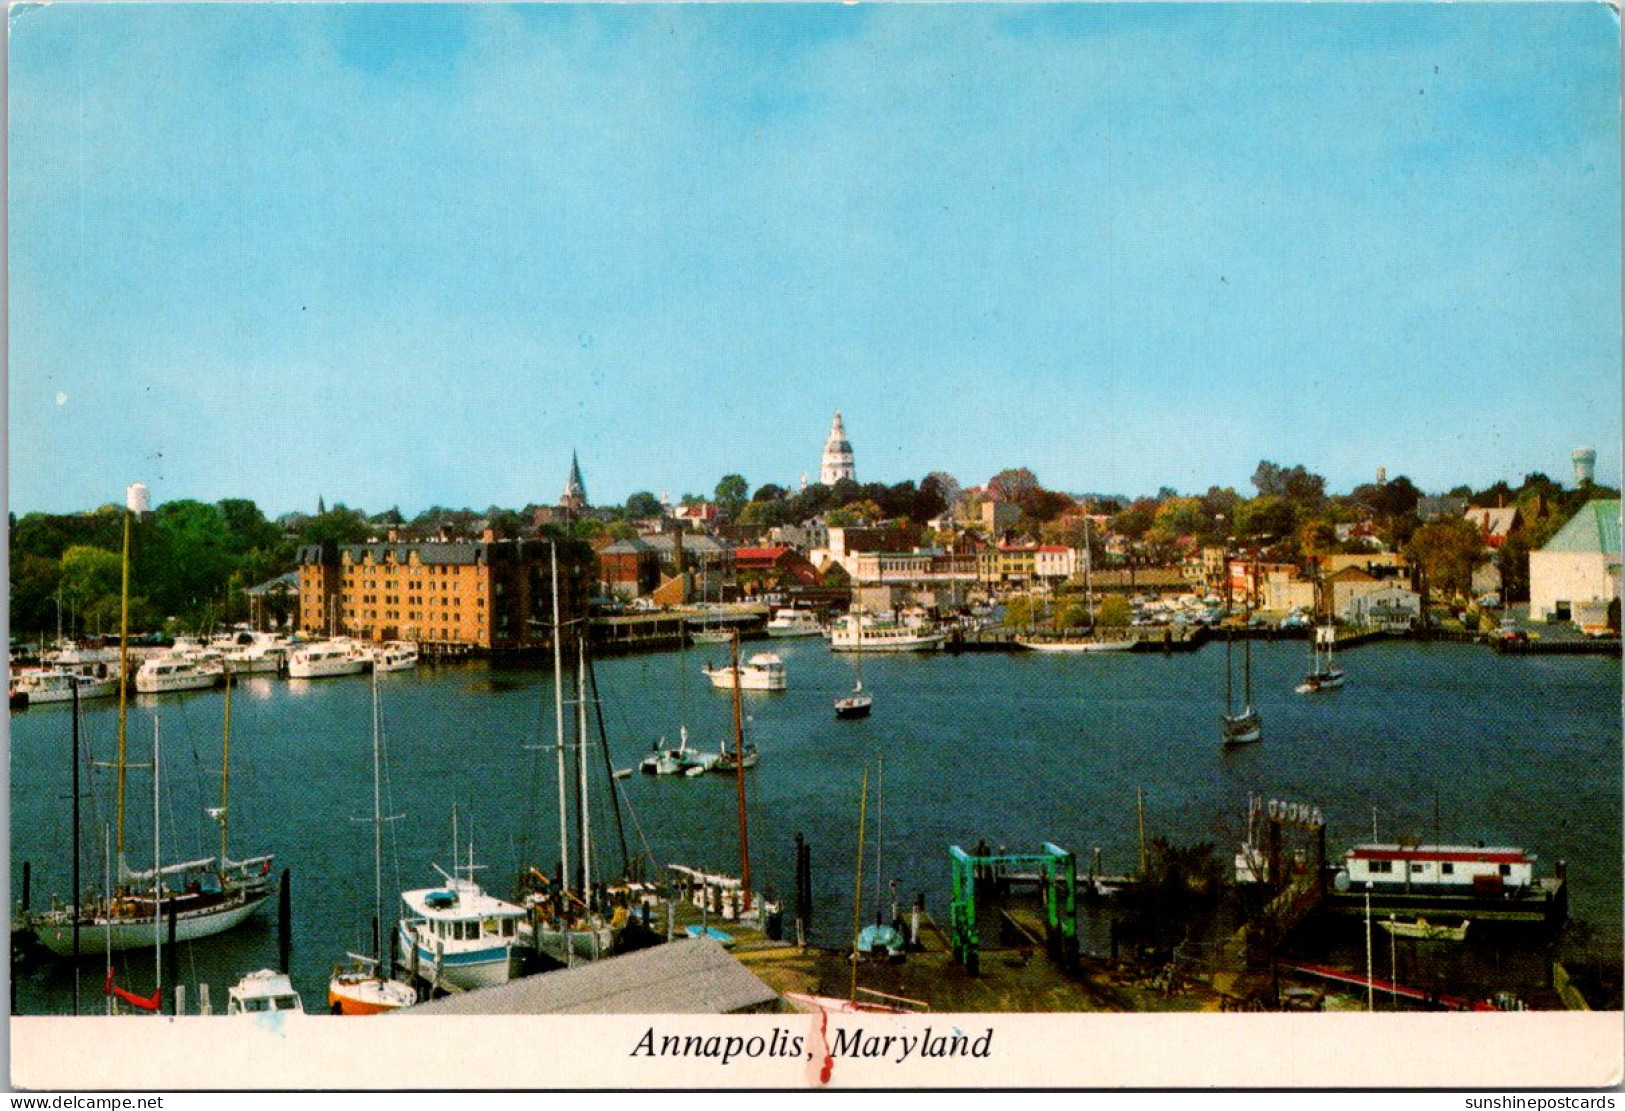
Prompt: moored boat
<box><xmin>829</xmin><ymin>615</ymin><xmax>945</xmax><ymax>652</ymax></box>
<box><xmin>1379</xmin><ymin>917</ymin><xmax>1470</xmax><ymax>942</ymax></box>
<box><xmin>765</xmin><ymin>608</ymin><xmax>822</xmax><ymax>637</ymax></box>
<box><xmin>10</xmin><ymin>669</ymin><xmax>118</xmax><ymax>706</ymax></box>
<box><xmin>370</xmin><ymin>641</ymin><xmax>419</xmax><ymax>673</ymax></box>
<box><xmin>226</xmin><ymin>969</ymin><xmax>306</xmax><ymax>1016</ymax></box>
<box><xmin>702</xmin><ymin>652</ymin><xmax>786</xmax><ymax>691</ymax></box>
<box><xmin>134</xmin><ymin>656</ymin><xmax>223</xmax><ymax>694</ymax></box>
<box><xmin>398</xmin><ymin>868</ymin><xmax>529</xmax><ymax>992</ymax></box>
<box><xmin>287</xmin><ymin>640</ymin><xmax>368</xmax><ymax>679</ymax></box>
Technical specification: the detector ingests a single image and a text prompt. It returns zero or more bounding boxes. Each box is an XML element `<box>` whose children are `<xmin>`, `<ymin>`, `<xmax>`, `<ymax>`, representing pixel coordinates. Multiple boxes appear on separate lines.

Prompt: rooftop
<box><xmin>1540</xmin><ymin>499</ymin><xmax>1621</xmax><ymax>556</ymax></box>
<box><xmin>398</xmin><ymin>938</ymin><xmax>779</xmax><ymax>1015</ymax></box>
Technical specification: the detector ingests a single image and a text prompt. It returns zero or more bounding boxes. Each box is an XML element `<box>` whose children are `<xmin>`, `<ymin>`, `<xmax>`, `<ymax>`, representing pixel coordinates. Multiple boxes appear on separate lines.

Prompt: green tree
<box><xmin>625</xmin><ymin>491</ymin><xmax>663</xmax><ymax>519</ymax></box>
<box><xmin>1003</xmin><ymin>596</ymin><xmax>1034</xmax><ymax>627</ymax></box>
<box><xmin>987</xmin><ymin>468</ymin><xmax>1040</xmax><ymax>502</ymax></box>
<box><xmin>1405</xmin><ymin>517</ymin><xmax>1485</xmax><ymax>599</ymax></box>
<box><xmin>1097</xmin><ymin>593</ymin><xmax>1132</xmax><ymax>627</ymax></box>
<box><xmin>58</xmin><ymin>545</ymin><xmax>123</xmax><ymax>614</ymax></box>
<box><xmin>1111</xmin><ymin>498</ymin><xmax>1159</xmax><ymax>541</ymax></box>
<box><xmin>1235</xmin><ymin>495</ymin><xmax>1298</xmax><ymax>540</ymax></box>
<box><xmin>1251</xmin><ymin>461</ymin><xmax>1326</xmax><ymax>505</ymax></box>
<box><xmin>1150</xmin><ymin>496</ymin><xmax>1205</xmax><ymax>541</ymax></box>
<box><xmin>714</xmin><ymin>474</ymin><xmax>749</xmax><ymax>520</ymax></box>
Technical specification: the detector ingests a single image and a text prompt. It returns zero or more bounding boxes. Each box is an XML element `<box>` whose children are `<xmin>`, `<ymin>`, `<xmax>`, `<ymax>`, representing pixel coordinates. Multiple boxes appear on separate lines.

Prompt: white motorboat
<box><xmin>765</xmin><ymin>608</ymin><xmax>822</xmax><ymax>637</ymax></box>
<box><xmin>287</xmin><ymin>640</ymin><xmax>368</xmax><ymax>679</ymax></box>
<box><xmin>226</xmin><ymin>969</ymin><xmax>306</xmax><ymax>1016</ymax></box>
<box><xmin>135</xmin><ymin>655</ymin><xmax>223</xmax><ymax>694</ymax></box>
<box><xmin>218</xmin><ymin>632</ymin><xmax>291</xmax><ymax>675</ymax></box>
<box><xmin>639</xmin><ymin>727</ymin><xmax>719</xmax><ymax>776</ymax></box>
<box><xmin>370</xmin><ymin>641</ymin><xmax>419</xmax><ymax>673</ymax></box>
<box><xmin>829</xmin><ymin>615</ymin><xmax>945</xmax><ymax>652</ymax></box>
<box><xmin>398</xmin><ymin>866</ymin><xmax>529</xmax><ymax>993</ymax></box>
<box><xmin>10</xmin><ymin>668</ymin><xmax>118</xmax><ymax>707</ymax></box>
<box><xmin>702</xmin><ymin>652</ymin><xmax>787</xmax><ymax>691</ymax></box>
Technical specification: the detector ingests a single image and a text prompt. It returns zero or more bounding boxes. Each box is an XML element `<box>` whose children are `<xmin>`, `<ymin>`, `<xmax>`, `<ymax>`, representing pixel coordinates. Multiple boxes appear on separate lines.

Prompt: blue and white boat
<box><xmin>398</xmin><ymin>867</ymin><xmax>528</xmax><ymax>992</ymax></box>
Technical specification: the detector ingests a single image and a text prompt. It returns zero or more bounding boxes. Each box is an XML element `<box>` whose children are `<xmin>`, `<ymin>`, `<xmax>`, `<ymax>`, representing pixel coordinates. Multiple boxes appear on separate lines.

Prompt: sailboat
<box><xmin>835</xmin><ymin>608</ymin><xmax>874</xmax><ymax>719</ymax></box>
<box><xmin>785</xmin><ymin>763</ymin><xmax>920</xmax><ymax>1015</ymax></box>
<box><xmin>519</xmin><ymin>543</ymin><xmax>633</xmax><ymax>965</ymax></box>
<box><xmin>1297</xmin><ymin>625</ymin><xmax>1346</xmax><ymax>694</ymax></box>
<box><xmin>328</xmin><ymin>670</ymin><xmax>416</xmax><ymax>1015</ymax></box>
<box><xmin>1018</xmin><ymin>519</ymin><xmax>1134</xmax><ymax>652</ymax></box>
<box><xmin>1221</xmin><ymin>629</ymin><xmax>1263</xmax><ymax>745</ymax></box>
<box><xmin>23</xmin><ymin>484</ymin><xmax>277</xmax><ymax>956</ymax></box>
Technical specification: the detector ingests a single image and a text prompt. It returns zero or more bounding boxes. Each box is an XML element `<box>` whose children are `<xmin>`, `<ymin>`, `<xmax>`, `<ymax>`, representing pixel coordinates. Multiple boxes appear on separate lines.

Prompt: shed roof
<box><xmin>1541</xmin><ymin>500</ymin><xmax>1621</xmax><ymax>556</ymax></box>
<box><xmin>396</xmin><ymin>938</ymin><xmax>779</xmax><ymax>1015</ymax></box>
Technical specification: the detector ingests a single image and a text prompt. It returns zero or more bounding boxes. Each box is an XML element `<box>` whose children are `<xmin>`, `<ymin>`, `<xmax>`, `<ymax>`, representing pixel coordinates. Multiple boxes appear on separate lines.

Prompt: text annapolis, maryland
<box><xmin>631</xmin><ymin>1025</ymin><xmax>994</xmax><ymax>1066</ymax></box>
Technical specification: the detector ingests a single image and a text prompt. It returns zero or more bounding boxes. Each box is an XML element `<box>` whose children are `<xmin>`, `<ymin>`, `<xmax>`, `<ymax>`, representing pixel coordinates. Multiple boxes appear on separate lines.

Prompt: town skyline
<box><xmin>10</xmin><ymin>4</ymin><xmax>1620</xmax><ymax>517</ymax></box>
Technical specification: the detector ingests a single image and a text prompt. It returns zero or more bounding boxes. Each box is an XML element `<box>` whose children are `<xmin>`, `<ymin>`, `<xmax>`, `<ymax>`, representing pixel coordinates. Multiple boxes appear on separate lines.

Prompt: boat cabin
<box><xmin>1343</xmin><ymin>844</ymin><xmax>1535</xmax><ymax>894</ymax></box>
<box><xmin>227</xmin><ymin>969</ymin><xmax>305</xmax><ymax>1015</ymax></box>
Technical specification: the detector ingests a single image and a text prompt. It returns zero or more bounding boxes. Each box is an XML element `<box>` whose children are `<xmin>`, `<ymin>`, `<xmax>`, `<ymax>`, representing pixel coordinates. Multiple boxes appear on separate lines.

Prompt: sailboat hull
<box><xmin>530</xmin><ymin>923</ymin><xmax>620</xmax><ymax>964</ymax></box>
<box><xmin>328</xmin><ymin>974</ymin><xmax>417</xmax><ymax>1015</ymax></box>
<box><xmin>28</xmin><ymin>890</ymin><xmax>274</xmax><ymax>956</ymax></box>
<box><xmin>835</xmin><ymin>697</ymin><xmax>873</xmax><ymax>719</ymax></box>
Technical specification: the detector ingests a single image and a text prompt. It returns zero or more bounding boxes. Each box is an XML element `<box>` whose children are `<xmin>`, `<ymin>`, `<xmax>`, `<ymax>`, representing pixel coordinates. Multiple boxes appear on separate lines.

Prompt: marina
<box><xmin>10</xmin><ymin>633</ymin><xmax>1619</xmax><ymax>1014</ymax></box>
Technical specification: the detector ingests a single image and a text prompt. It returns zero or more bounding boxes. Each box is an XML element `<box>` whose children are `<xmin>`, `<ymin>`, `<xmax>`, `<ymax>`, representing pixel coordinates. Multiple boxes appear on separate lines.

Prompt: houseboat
<box><xmin>1329</xmin><ymin>842</ymin><xmax>1566</xmax><ymax>925</ymax></box>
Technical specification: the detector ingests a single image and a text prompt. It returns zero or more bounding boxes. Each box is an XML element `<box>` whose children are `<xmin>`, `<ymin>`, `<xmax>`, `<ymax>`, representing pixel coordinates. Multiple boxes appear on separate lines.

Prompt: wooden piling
<box><xmin>278</xmin><ymin>868</ymin><xmax>292</xmax><ymax>973</ymax></box>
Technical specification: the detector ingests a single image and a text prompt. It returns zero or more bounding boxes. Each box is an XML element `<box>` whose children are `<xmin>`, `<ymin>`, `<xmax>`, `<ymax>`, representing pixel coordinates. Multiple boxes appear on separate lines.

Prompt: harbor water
<box><xmin>9</xmin><ymin>637</ymin><xmax>1620</xmax><ymax>1014</ymax></box>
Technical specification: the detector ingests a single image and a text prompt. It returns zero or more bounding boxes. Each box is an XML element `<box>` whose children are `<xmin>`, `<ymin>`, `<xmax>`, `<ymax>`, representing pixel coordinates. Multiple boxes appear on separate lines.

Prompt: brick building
<box><xmin>297</xmin><ymin>534</ymin><xmax>587</xmax><ymax>651</ymax></box>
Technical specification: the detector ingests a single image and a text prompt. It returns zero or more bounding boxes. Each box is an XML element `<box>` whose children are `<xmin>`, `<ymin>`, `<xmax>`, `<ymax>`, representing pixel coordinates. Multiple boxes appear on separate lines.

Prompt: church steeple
<box><xmin>820</xmin><ymin>412</ymin><xmax>855</xmax><ymax>486</ymax></box>
<box><xmin>561</xmin><ymin>451</ymin><xmax>589</xmax><ymax>511</ymax></box>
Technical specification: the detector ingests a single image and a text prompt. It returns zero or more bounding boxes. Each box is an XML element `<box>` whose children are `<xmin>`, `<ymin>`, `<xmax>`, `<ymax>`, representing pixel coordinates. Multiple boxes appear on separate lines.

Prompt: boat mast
<box><xmin>219</xmin><ymin>670</ymin><xmax>232</xmax><ymax>872</ymax></box>
<box><xmin>873</xmin><ymin>756</ymin><xmax>884</xmax><ymax>924</ymax></box>
<box><xmin>1225</xmin><ymin>629</ymin><xmax>1234</xmax><ymax>714</ymax></box>
<box><xmin>849</xmin><ymin>765</ymin><xmax>869</xmax><ymax>1004</ymax></box>
<box><xmin>70</xmin><ymin>682</ymin><xmax>80</xmax><ymax>1013</ymax></box>
<box><xmin>550</xmin><ymin>543</ymin><xmax>569</xmax><ymax>898</ymax></box>
<box><xmin>152</xmin><ymin>712</ymin><xmax>162</xmax><ymax>998</ymax></box>
<box><xmin>370</xmin><ymin>670</ymin><xmax>383</xmax><ymax>961</ymax></box>
<box><xmin>576</xmin><ymin>634</ymin><xmax>592</xmax><ymax>904</ymax></box>
<box><xmin>115</xmin><ymin>484</ymin><xmax>145</xmax><ymax>874</ymax></box>
<box><xmin>730</xmin><ymin>630</ymin><xmax>751</xmax><ymax>912</ymax></box>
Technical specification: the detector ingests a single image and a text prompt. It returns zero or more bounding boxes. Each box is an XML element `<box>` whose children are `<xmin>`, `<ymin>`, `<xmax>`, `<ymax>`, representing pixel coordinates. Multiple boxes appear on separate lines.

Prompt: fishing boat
<box><xmin>829</xmin><ymin>615</ymin><xmax>946</xmax><ymax>652</ymax></box>
<box><xmin>287</xmin><ymin>640</ymin><xmax>368</xmax><ymax>679</ymax></box>
<box><xmin>398</xmin><ymin>838</ymin><xmax>530</xmax><ymax>993</ymax></box>
<box><xmin>328</xmin><ymin>671</ymin><xmax>417</xmax><ymax>1015</ymax></box>
<box><xmin>227</xmin><ymin>969</ymin><xmax>306</xmax><ymax>1016</ymax></box>
<box><xmin>765</xmin><ymin>608</ymin><xmax>822</xmax><ymax>638</ymax></box>
<box><xmin>10</xmin><ymin>668</ymin><xmax>118</xmax><ymax>707</ymax></box>
<box><xmin>702</xmin><ymin>652</ymin><xmax>786</xmax><ymax>691</ymax></box>
<box><xmin>1221</xmin><ymin>630</ymin><xmax>1263</xmax><ymax>745</ymax></box>
<box><xmin>1379</xmin><ymin>917</ymin><xmax>1470</xmax><ymax>942</ymax></box>
<box><xmin>835</xmin><ymin>611</ymin><xmax>874</xmax><ymax>719</ymax></box>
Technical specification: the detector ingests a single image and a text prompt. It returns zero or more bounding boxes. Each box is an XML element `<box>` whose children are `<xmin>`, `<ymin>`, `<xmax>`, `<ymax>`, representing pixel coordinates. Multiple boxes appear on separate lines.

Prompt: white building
<box><xmin>1347</xmin><ymin>584</ymin><xmax>1421</xmax><ymax>630</ymax></box>
<box><xmin>819</xmin><ymin>412</ymin><xmax>856</xmax><ymax>486</ymax></box>
<box><xmin>1034</xmin><ymin>545</ymin><xmax>1078</xmax><ymax>582</ymax></box>
<box><xmin>1529</xmin><ymin>499</ymin><xmax>1621</xmax><ymax>624</ymax></box>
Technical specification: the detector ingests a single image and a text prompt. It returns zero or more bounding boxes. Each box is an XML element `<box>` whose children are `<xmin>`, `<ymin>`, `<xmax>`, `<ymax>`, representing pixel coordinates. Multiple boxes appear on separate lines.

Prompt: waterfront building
<box><xmin>599</xmin><ymin>537</ymin><xmax>662</xmax><ymax>600</ymax></box>
<box><xmin>734</xmin><ymin>546</ymin><xmax>820</xmax><ymax>595</ymax></box>
<box><xmin>640</xmin><ymin>532</ymin><xmax>735</xmax><ymax>601</ymax></box>
<box><xmin>823</xmin><ymin>524</ymin><xmax>924</xmax><ymax>577</ymax></box>
<box><xmin>1347</xmin><ymin>584</ymin><xmax>1422</xmax><ymax>630</ymax></box>
<box><xmin>297</xmin><ymin>534</ymin><xmax>579</xmax><ymax>651</ymax></box>
<box><xmin>819</xmin><ymin>412</ymin><xmax>856</xmax><ymax>485</ymax></box>
<box><xmin>1327</xmin><ymin>566</ymin><xmax>1386</xmax><ymax>622</ymax></box>
<box><xmin>1528</xmin><ymin>498</ymin><xmax>1622</xmax><ymax>625</ymax></box>
<box><xmin>851</xmin><ymin>548</ymin><xmax>978</xmax><ymax>612</ymax></box>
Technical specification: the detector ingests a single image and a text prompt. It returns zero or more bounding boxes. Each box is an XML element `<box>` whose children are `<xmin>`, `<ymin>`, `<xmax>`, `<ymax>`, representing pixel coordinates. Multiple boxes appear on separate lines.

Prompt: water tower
<box><xmin>1573</xmin><ymin>447</ymin><xmax>1597</xmax><ymax>487</ymax></box>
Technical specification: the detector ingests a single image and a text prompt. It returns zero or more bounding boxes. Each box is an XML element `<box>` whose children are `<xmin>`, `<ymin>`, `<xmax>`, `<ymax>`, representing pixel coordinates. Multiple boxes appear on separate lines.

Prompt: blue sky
<box><xmin>9</xmin><ymin>3</ymin><xmax>1620</xmax><ymax>517</ymax></box>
